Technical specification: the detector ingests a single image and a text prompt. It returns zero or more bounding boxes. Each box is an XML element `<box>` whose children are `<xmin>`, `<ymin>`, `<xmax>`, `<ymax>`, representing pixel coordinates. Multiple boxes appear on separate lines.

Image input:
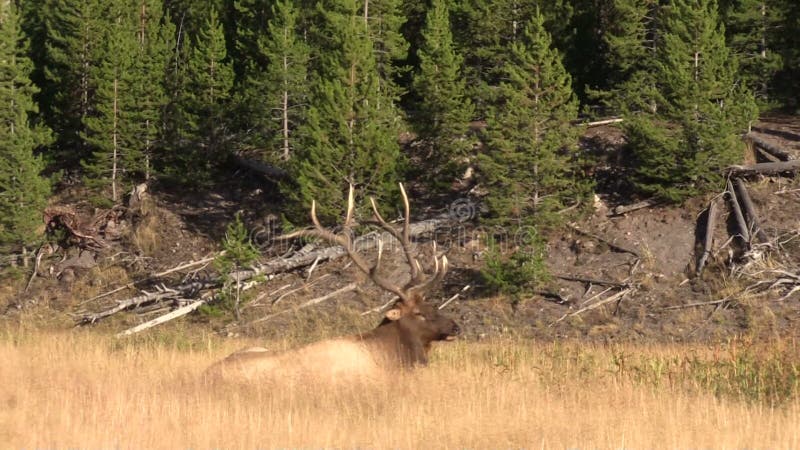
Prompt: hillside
<box><xmin>2</xmin><ymin>116</ymin><xmax>798</xmax><ymax>344</ymax></box>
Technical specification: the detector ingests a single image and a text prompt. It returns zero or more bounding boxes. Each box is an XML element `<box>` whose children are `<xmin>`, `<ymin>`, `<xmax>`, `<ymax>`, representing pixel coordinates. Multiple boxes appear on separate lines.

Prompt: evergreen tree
<box><xmin>240</xmin><ymin>0</ymin><xmax>309</xmax><ymax>163</ymax></box>
<box><xmin>364</xmin><ymin>0</ymin><xmax>408</xmax><ymax>102</ymax></box>
<box><xmin>128</xmin><ymin>0</ymin><xmax>173</xmax><ymax>180</ymax></box>
<box><xmin>592</xmin><ymin>0</ymin><xmax>665</xmax><ymax>115</ymax></box>
<box><xmin>182</xmin><ymin>7</ymin><xmax>234</xmax><ymax>183</ymax></box>
<box><xmin>477</xmin><ymin>11</ymin><xmax>586</xmax><ymax>228</ymax></box>
<box><xmin>412</xmin><ymin>0</ymin><xmax>473</xmax><ymax>182</ymax></box>
<box><xmin>81</xmin><ymin>3</ymin><xmax>137</xmax><ymax>203</ymax></box>
<box><xmin>628</xmin><ymin>0</ymin><xmax>757</xmax><ymax>200</ymax></box>
<box><xmin>290</xmin><ymin>0</ymin><xmax>401</xmax><ymax>222</ymax></box>
<box><xmin>40</xmin><ymin>0</ymin><xmax>105</xmax><ymax>168</ymax></box>
<box><xmin>724</xmin><ymin>0</ymin><xmax>783</xmax><ymax>107</ymax></box>
<box><xmin>0</xmin><ymin>1</ymin><xmax>51</xmax><ymax>249</ymax></box>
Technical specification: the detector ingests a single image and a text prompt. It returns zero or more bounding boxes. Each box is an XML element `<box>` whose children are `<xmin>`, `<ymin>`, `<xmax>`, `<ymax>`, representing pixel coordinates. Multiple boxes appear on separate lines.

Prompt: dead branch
<box><xmin>660</xmin><ymin>298</ymin><xmax>731</xmax><ymax>310</ymax></box>
<box><xmin>734</xmin><ymin>178</ymin><xmax>768</xmax><ymax>243</ymax></box>
<box><xmin>608</xmin><ymin>198</ymin><xmax>661</xmax><ymax>216</ymax></box>
<box><xmin>550</xmin><ymin>288</ymin><xmax>632</xmax><ymax>326</ymax></box>
<box><xmin>115</xmin><ymin>295</ymin><xmax>211</xmax><ymax>338</ymax></box>
<box><xmin>244</xmin><ymin>282</ymin><xmax>358</xmax><ymax>326</ymax></box>
<box><xmin>575</xmin><ymin>117</ymin><xmax>624</xmax><ymax>127</ymax></box>
<box><xmin>726</xmin><ymin>179</ymin><xmax>751</xmax><ymax>245</ymax></box>
<box><xmin>747</xmin><ymin>134</ymin><xmax>796</xmax><ymax>161</ymax></box>
<box><xmin>696</xmin><ymin>199</ymin><xmax>718</xmax><ymax>276</ymax></box>
<box><xmin>80</xmin><ymin>253</ymin><xmax>222</xmax><ymax>305</ymax></box>
<box><xmin>726</xmin><ymin>160</ymin><xmax>800</xmax><ymax>177</ymax></box>
<box><xmin>272</xmin><ymin>273</ymin><xmax>331</xmax><ymax>305</ymax></box>
<box><xmin>79</xmin><ymin>216</ymin><xmax>450</xmax><ymax>324</ymax></box>
<box><xmin>438</xmin><ymin>285</ymin><xmax>471</xmax><ymax>310</ymax></box>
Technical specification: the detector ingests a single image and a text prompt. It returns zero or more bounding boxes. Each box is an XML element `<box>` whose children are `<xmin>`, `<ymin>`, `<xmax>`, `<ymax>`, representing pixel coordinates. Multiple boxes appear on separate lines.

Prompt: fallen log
<box><xmin>608</xmin><ymin>198</ymin><xmax>660</xmax><ymax>216</ymax></box>
<box><xmin>755</xmin><ymin>146</ymin><xmax>781</xmax><ymax>163</ymax></box>
<box><xmin>696</xmin><ymin>199</ymin><xmax>718</xmax><ymax>276</ymax></box>
<box><xmin>226</xmin><ymin>216</ymin><xmax>448</xmax><ymax>284</ymax></box>
<box><xmin>80</xmin><ymin>253</ymin><xmax>221</xmax><ymax>305</ymax></box>
<box><xmin>726</xmin><ymin>160</ymin><xmax>800</xmax><ymax>177</ymax></box>
<box><xmin>734</xmin><ymin>178</ymin><xmax>768</xmax><ymax>243</ymax></box>
<box><xmin>726</xmin><ymin>180</ymin><xmax>750</xmax><ymax>245</ymax></box>
<box><xmin>78</xmin><ymin>216</ymin><xmax>450</xmax><ymax>324</ymax></box>
<box><xmin>582</xmin><ymin>118</ymin><xmax>624</xmax><ymax>127</ymax></box>
<box><xmin>115</xmin><ymin>296</ymin><xmax>210</xmax><ymax>337</ymax></box>
<box><xmin>747</xmin><ymin>134</ymin><xmax>796</xmax><ymax>161</ymax></box>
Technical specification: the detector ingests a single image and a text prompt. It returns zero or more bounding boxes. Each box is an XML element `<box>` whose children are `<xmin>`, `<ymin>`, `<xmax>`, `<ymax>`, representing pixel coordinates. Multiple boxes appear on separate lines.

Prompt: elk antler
<box><xmin>283</xmin><ymin>183</ymin><xmax>448</xmax><ymax>307</ymax></box>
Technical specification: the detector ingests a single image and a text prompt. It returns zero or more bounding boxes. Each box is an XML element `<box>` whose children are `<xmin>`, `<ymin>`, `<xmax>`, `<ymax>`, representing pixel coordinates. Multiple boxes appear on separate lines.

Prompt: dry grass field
<box><xmin>1</xmin><ymin>328</ymin><xmax>798</xmax><ymax>449</ymax></box>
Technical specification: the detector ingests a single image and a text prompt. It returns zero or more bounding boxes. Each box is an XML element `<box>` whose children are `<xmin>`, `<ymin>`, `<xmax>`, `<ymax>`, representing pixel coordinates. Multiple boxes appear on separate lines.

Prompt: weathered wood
<box><xmin>80</xmin><ymin>253</ymin><xmax>221</xmax><ymax>305</ymax></box>
<box><xmin>726</xmin><ymin>160</ymin><xmax>800</xmax><ymax>177</ymax></box>
<box><xmin>115</xmin><ymin>296</ymin><xmax>210</xmax><ymax>337</ymax></box>
<box><xmin>755</xmin><ymin>146</ymin><xmax>781</xmax><ymax>163</ymax></box>
<box><xmin>583</xmin><ymin>118</ymin><xmax>624</xmax><ymax>127</ymax></box>
<box><xmin>696</xmin><ymin>199</ymin><xmax>718</xmax><ymax>276</ymax></box>
<box><xmin>734</xmin><ymin>178</ymin><xmax>768</xmax><ymax>243</ymax></box>
<box><xmin>438</xmin><ymin>285</ymin><xmax>471</xmax><ymax>310</ymax></box>
<box><xmin>232</xmin><ymin>155</ymin><xmax>289</xmax><ymax>179</ymax></box>
<box><xmin>244</xmin><ymin>282</ymin><xmax>358</xmax><ymax>326</ymax></box>
<box><xmin>726</xmin><ymin>180</ymin><xmax>750</xmax><ymax>244</ymax></box>
<box><xmin>609</xmin><ymin>198</ymin><xmax>660</xmax><ymax>216</ymax></box>
<box><xmin>747</xmin><ymin>134</ymin><xmax>796</xmax><ymax>161</ymax></box>
<box><xmin>227</xmin><ymin>216</ymin><xmax>448</xmax><ymax>283</ymax></box>
<box><xmin>551</xmin><ymin>288</ymin><xmax>632</xmax><ymax>325</ymax></box>
<box><xmin>79</xmin><ymin>217</ymin><xmax>450</xmax><ymax>324</ymax></box>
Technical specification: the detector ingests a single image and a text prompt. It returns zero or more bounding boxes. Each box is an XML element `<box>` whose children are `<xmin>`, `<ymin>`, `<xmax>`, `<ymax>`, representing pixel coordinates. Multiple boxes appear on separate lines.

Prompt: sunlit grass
<box><xmin>0</xmin><ymin>329</ymin><xmax>798</xmax><ymax>448</ymax></box>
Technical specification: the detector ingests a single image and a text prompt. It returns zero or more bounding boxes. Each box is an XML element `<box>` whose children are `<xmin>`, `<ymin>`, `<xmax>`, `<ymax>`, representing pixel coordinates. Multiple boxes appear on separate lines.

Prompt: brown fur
<box><xmin>205</xmin><ymin>300</ymin><xmax>459</xmax><ymax>385</ymax></box>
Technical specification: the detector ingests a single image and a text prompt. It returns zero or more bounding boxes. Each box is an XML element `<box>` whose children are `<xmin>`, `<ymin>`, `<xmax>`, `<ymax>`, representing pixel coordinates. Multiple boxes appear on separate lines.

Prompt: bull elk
<box><xmin>205</xmin><ymin>184</ymin><xmax>461</xmax><ymax>384</ymax></box>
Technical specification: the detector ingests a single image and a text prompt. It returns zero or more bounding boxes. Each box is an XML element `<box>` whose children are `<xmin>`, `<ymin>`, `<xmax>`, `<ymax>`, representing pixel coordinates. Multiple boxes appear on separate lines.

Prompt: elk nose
<box><xmin>452</xmin><ymin>324</ymin><xmax>461</xmax><ymax>335</ymax></box>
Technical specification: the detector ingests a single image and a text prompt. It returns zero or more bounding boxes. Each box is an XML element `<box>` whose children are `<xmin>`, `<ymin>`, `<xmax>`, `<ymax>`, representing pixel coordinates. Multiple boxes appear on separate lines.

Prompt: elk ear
<box><xmin>385</xmin><ymin>308</ymin><xmax>403</xmax><ymax>321</ymax></box>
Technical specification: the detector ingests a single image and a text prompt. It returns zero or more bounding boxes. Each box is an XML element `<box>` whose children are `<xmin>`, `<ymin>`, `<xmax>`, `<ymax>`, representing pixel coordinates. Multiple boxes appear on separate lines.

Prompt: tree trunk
<box><xmin>727</xmin><ymin>160</ymin><xmax>800</xmax><ymax>177</ymax></box>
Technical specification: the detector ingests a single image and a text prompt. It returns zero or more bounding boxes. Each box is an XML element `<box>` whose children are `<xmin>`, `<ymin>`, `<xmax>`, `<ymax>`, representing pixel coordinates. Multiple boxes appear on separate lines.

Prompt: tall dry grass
<box><xmin>0</xmin><ymin>329</ymin><xmax>798</xmax><ymax>449</ymax></box>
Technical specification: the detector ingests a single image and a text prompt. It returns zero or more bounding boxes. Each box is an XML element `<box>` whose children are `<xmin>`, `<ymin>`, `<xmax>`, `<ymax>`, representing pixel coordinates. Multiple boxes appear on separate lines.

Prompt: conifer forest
<box><xmin>2</xmin><ymin>0</ymin><xmax>800</xmax><ymax>247</ymax></box>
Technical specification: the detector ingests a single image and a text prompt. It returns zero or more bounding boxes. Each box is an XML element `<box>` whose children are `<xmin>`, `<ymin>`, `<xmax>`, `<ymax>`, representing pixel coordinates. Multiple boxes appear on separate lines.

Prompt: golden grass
<box><xmin>0</xmin><ymin>330</ymin><xmax>798</xmax><ymax>449</ymax></box>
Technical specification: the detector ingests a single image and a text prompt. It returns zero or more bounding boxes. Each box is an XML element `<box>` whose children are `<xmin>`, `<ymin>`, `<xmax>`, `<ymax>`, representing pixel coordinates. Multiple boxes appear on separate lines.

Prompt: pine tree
<box><xmin>240</xmin><ymin>0</ymin><xmax>309</xmax><ymax>163</ymax></box>
<box><xmin>128</xmin><ymin>0</ymin><xmax>173</xmax><ymax>180</ymax></box>
<box><xmin>593</xmin><ymin>0</ymin><xmax>665</xmax><ymax>115</ymax></box>
<box><xmin>724</xmin><ymin>0</ymin><xmax>783</xmax><ymax>107</ymax></box>
<box><xmin>363</xmin><ymin>0</ymin><xmax>408</xmax><ymax>102</ymax></box>
<box><xmin>629</xmin><ymin>0</ymin><xmax>757</xmax><ymax>200</ymax></box>
<box><xmin>0</xmin><ymin>1</ymin><xmax>51</xmax><ymax>249</ymax></box>
<box><xmin>477</xmin><ymin>11</ymin><xmax>586</xmax><ymax>228</ymax></box>
<box><xmin>290</xmin><ymin>0</ymin><xmax>401</xmax><ymax>222</ymax></box>
<box><xmin>182</xmin><ymin>7</ymin><xmax>234</xmax><ymax>183</ymax></box>
<box><xmin>40</xmin><ymin>0</ymin><xmax>105</xmax><ymax>168</ymax></box>
<box><xmin>81</xmin><ymin>3</ymin><xmax>137</xmax><ymax>203</ymax></box>
<box><xmin>412</xmin><ymin>0</ymin><xmax>473</xmax><ymax>182</ymax></box>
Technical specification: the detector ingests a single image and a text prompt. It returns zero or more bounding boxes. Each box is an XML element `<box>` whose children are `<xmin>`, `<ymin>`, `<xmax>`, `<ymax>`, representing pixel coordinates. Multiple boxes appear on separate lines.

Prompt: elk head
<box><xmin>284</xmin><ymin>184</ymin><xmax>461</xmax><ymax>353</ymax></box>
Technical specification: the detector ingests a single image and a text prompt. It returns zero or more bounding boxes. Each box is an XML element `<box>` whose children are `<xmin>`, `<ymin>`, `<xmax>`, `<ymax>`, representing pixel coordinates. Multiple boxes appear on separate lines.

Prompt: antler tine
<box><xmin>344</xmin><ymin>184</ymin><xmax>355</xmax><ymax>229</ymax></box>
<box><xmin>367</xmin><ymin>185</ymin><xmax>420</xmax><ymax>283</ymax></box>
<box><xmin>283</xmin><ymin>189</ymin><xmax>411</xmax><ymax>304</ymax></box>
<box><xmin>408</xmin><ymin>254</ymin><xmax>448</xmax><ymax>298</ymax></box>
